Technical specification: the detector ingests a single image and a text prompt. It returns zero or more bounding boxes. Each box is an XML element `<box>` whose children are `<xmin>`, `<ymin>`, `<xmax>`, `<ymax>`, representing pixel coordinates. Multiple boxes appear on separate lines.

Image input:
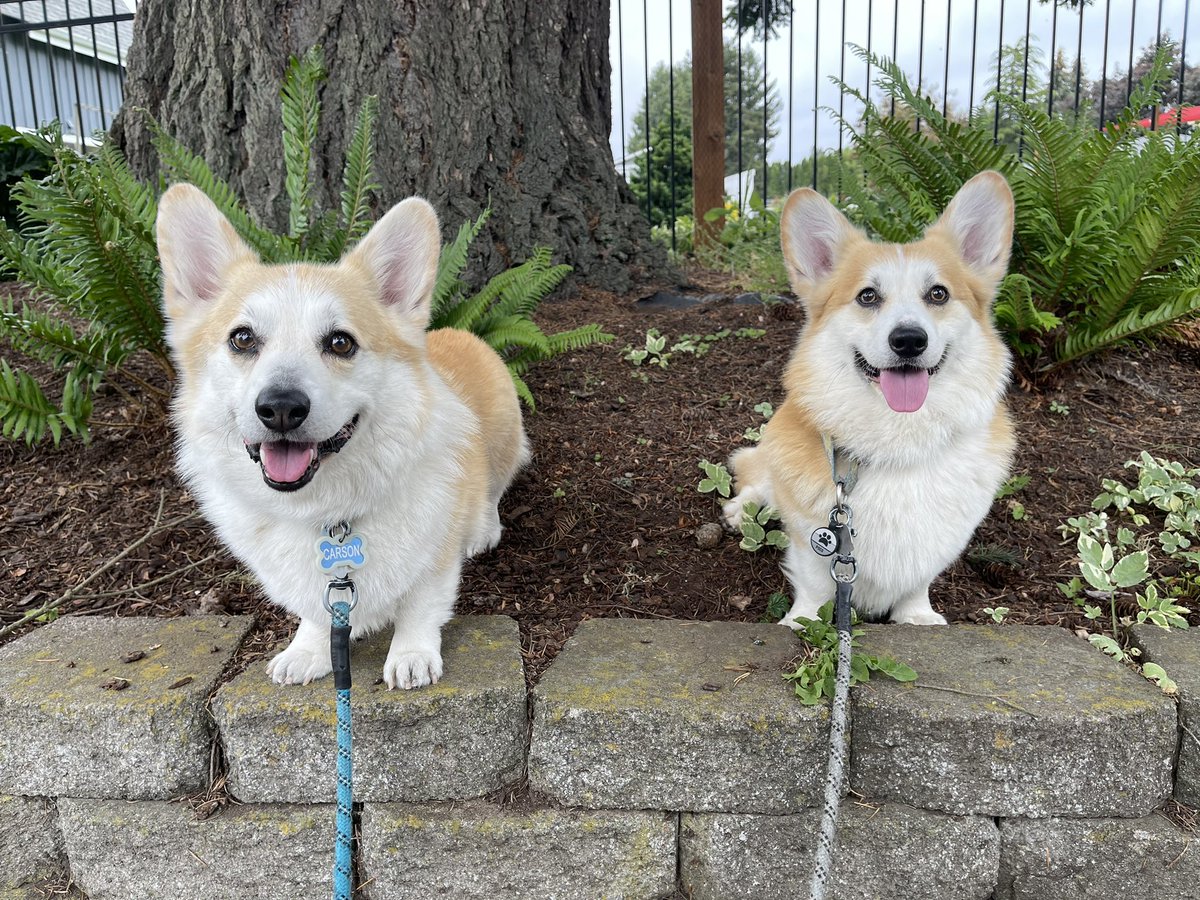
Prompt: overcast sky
<box><xmin>609</xmin><ymin>0</ymin><xmax>1198</xmax><ymax>169</ymax></box>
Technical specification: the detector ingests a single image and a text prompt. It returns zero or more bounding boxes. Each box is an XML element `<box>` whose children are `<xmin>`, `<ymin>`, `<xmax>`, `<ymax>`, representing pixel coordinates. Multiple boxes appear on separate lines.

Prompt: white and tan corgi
<box><xmin>725</xmin><ymin>171</ymin><xmax>1015</xmax><ymax>626</ymax></box>
<box><xmin>156</xmin><ymin>184</ymin><xmax>528</xmax><ymax>689</ymax></box>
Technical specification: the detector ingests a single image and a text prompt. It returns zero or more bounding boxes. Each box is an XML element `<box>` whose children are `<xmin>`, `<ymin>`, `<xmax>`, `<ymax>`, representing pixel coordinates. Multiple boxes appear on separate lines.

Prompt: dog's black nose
<box><xmin>255</xmin><ymin>387</ymin><xmax>310</xmax><ymax>432</ymax></box>
<box><xmin>888</xmin><ymin>325</ymin><xmax>928</xmax><ymax>359</ymax></box>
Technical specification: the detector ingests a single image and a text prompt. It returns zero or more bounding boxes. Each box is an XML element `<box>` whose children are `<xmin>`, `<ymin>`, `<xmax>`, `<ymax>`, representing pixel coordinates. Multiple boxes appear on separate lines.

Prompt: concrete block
<box><xmin>529</xmin><ymin>619</ymin><xmax>828</xmax><ymax>812</ymax></box>
<box><xmin>851</xmin><ymin>625</ymin><xmax>1175</xmax><ymax>817</ymax></box>
<box><xmin>0</xmin><ymin>616</ymin><xmax>254</xmax><ymax>799</ymax></box>
<box><xmin>680</xmin><ymin>803</ymin><xmax>999</xmax><ymax>900</ymax></box>
<box><xmin>360</xmin><ymin>802</ymin><xmax>676</xmax><ymax>899</ymax></box>
<box><xmin>213</xmin><ymin>616</ymin><xmax>527</xmax><ymax>803</ymax></box>
<box><xmin>1128</xmin><ymin>624</ymin><xmax>1200</xmax><ymax>805</ymax></box>
<box><xmin>58</xmin><ymin>798</ymin><xmax>332</xmax><ymax>900</ymax></box>
<box><xmin>997</xmin><ymin>814</ymin><xmax>1200</xmax><ymax>899</ymax></box>
<box><xmin>0</xmin><ymin>795</ymin><xmax>64</xmax><ymax>891</ymax></box>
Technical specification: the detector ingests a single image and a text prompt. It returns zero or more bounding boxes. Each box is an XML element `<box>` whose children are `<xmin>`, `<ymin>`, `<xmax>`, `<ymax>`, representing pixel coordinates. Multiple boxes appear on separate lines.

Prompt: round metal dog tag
<box><xmin>809</xmin><ymin>527</ymin><xmax>837</xmax><ymax>557</ymax></box>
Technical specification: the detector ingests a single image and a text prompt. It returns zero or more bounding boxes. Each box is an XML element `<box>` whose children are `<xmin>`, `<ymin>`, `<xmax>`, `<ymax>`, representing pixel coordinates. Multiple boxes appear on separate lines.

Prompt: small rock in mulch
<box><xmin>99</xmin><ymin>677</ymin><xmax>130</xmax><ymax>691</ymax></box>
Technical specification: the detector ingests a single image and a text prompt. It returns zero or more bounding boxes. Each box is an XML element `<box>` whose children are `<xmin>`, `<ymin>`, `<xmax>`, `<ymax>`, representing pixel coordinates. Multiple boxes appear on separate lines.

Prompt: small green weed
<box><xmin>697</xmin><ymin>459</ymin><xmax>733</xmax><ymax>499</ymax></box>
<box><xmin>622</xmin><ymin>329</ymin><xmax>670</xmax><ymax>368</ymax></box>
<box><xmin>981</xmin><ymin>606</ymin><xmax>1010</xmax><ymax>624</ymax></box>
<box><xmin>743</xmin><ymin>400</ymin><xmax>775</xmax><ymax>443</ymax></box>
<box><xmin>764</xmin><ymin>591</ymin><xmax>792</xmax><ymax>621</ymax></box>
<box><xmin>784</xmin><ymin>602</ymin><xmax>917</xmax><ymax>706</ymax></box>
<box><xmin>670</xmin><ymin>329</ymin><xmax>731</xmax><ymax>358</ymax></box>
<box><xmin>995</xmin><ymin>474</ymin><xmax>1031</xmax><ymax>500</ymax></box>
<box><xmin>738</xmin><ymin>502</ymin><xmax>789</xmax><ymax>552</ymax></box>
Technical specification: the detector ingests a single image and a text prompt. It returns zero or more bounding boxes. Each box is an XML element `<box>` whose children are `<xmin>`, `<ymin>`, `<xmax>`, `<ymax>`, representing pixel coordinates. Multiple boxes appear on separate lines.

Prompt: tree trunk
<box><xmin>112</xmin><ymin>0</ymin><xmax>668</xmax><ymax>292</ymax></box>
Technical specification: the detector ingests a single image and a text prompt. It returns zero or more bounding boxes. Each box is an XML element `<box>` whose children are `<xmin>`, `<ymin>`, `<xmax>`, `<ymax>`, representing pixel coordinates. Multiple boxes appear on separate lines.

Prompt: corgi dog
<box><xmin>724</xmin><ymin>171</ymin><xmax>1015</xmax><ymax>626</ymax></box>
<box><xmin>156</xmin><ymin>184</ymin><xmax>528</xmax><ymax>689</ymax></box>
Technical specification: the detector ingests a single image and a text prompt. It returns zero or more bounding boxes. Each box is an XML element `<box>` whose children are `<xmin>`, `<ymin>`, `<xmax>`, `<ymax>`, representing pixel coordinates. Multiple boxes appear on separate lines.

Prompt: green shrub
<box><xmin>697</xmin><ymin>192</ymin><xmax>790</xmax><ymax>295</ymax></box>
<box><xmin>835</xmin><ymin>45</ymin><xmax>1200</xmax><ymax>370</ymax></box>
<box><xmin>0</xmin><ymin>47</ymin><xmax>598</xmax><ymax>444</ymax></box>
<box><xmin>0</xmin><ymin>125</ymin><xmax>53</xmax><ymax>228</ymax></box>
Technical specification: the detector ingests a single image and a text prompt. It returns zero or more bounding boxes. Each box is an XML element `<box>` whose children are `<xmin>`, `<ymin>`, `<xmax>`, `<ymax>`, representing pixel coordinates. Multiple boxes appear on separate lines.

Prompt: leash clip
<box><xmin>322</xmin><ymin>576</ymin><xmax>359</xmax><ymax>614</ymax></box>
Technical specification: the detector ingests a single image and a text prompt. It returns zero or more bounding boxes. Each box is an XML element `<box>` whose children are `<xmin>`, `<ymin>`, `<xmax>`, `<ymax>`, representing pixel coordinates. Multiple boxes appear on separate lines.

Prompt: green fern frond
<box><xmin>149</xmin><ymin>117</ymin><xmax>288</xmax><ymax>261</ymax></box>
<box><xmin>480</xmin><ymin>316</ymin><xmax>551</xmax><ymax>357</ymax></box>
<box><xmin>544</xmin><ymin>324</ymin><xmax>614</xmax><ymax>355</ymax></box>
<box><xmin>0</xmin><ymin>359</ymin><xmax>89</xmax><ymax>446</ymax></box>
<box><xmin>432</xmin><ymin>209</ymin><xmax>492</xmax><ymax>320</ymax></box>
<box><xmin>281</xmin><ymin>47</ymin><xmax>324</xmax><ymax>243</ymax></box>
<box><xmin>1055</xmin><ymin>285</ymin><xmax>1200</xmax><ymax>367</ymax></box>
<box><xmin>332</xmin><ymin>94</ymin><xmax>381</xmax><ymax>256</ymax></box>
<box><xmin>0</xmin><ymin>299</ymin><xmax>127</xmax><ymax>372</ymax></box>
<box><xmin>510</xmin><ymin>371</ymin><xmax>536</xmax><ymax>410</ymax></box>
<box><xmin>9</xmin><ymin>148</ymin><xmax>164</xmax><ymax>354</ymax></box>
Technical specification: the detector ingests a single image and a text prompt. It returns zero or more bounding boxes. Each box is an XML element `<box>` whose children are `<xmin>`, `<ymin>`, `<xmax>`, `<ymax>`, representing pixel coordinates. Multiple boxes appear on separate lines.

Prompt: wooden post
<box><xmin>691</xmin><ymin>0</ymin><xmax>725</xmax><ymax>250</ymax></box>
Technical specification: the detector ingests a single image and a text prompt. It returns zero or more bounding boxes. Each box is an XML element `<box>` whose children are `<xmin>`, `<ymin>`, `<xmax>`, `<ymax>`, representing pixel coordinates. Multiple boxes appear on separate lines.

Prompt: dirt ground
<box><xmin>2</xmin><ymin>275</ymin><xmax>1198</xmax><ymax>684</ymax></box>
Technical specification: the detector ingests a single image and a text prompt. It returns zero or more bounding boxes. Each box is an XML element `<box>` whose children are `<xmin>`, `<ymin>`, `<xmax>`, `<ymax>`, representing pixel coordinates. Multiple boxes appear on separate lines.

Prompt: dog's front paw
<box><xmin>721</xmin><ymin>495</ymin><xmax>746</xmax><ymax>532</ymax></box>
<box><xmin>383</xmin><ymin>648</ymin><xmax>443</xmax><ymax>690</ymax></box>
<box><xmin>891</xmin><ymin>608</ymin><xmax>948</xmax><ymax>626</ymax></box>
<box><xmin>464</xmin><ymin>512</ymin><xmax>503</xmax><ymax>558</ymax></box>
<box><xmin>266</xmin><ymin>644</ymin><xmax>333</xmax><ymax>685</ymax></box>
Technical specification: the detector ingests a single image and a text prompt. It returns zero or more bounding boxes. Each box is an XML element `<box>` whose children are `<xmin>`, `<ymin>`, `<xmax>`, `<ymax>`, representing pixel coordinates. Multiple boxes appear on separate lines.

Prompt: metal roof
<box><xmin>0</xmin><ymin>0</ymin><xmax>136</xmax><ymax>67</ymax></box>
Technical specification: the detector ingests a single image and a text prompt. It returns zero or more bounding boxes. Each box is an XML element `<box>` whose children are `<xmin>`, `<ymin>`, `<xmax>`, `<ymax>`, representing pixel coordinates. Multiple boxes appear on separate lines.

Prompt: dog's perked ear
<box><xmin>345</xmin><ymin>197</ymin><xmax>441</xmax><ymax>324</ymax></box>
<box><xmin>778</xmin><ymin>187</ymin><xmax>861</xmax><ymax>301</ymax></box>
<box><xmin>925</xmin><ymin>170</ymin><xmax>1015</xmax><ymax>291</ymax></box>
<box><xmin>156</xmin><ymin>183</ymin><xmax>257</xmax><ymax>322</ymax></box>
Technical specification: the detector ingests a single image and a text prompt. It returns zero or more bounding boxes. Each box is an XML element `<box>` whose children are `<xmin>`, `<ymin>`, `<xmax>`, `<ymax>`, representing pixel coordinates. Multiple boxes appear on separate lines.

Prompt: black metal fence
<box><xmin>2</xmin><ymin>0</ymin><xmax>1195</xmax><ymax>234</ymax></box>
<box><xmin>0</xmin><ymin>0</ymin><xmax>134</xmax><ymax>147</ymax></box>
<box><xmin>611</xmin><ymin>0</ymin><xmax>1198</xmax><ymax>244</ymax></box>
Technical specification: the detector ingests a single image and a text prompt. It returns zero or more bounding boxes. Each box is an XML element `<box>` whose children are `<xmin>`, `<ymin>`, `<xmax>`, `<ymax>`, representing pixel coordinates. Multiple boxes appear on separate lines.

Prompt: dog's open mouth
<box><xmin>854</xmin><ymin>352</ymin><xmax>944</xmax><ymax>414</ymax></box>
<box><xmin>245</xmin><ymin>415</ymin><xmax>359</xmax><ymax>492</ymax></box>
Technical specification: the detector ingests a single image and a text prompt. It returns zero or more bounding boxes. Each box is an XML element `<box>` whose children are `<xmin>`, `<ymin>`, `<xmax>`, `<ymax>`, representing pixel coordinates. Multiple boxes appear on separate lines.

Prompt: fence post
<box><xmin>691</xmin><ymin>0</ymin><xmax>724</xmax><ymax>250</ymax></box>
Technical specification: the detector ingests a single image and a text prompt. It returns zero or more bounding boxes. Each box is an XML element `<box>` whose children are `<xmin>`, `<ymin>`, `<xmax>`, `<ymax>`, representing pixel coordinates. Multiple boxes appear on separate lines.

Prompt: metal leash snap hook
<box><xmin>830</xmin><ymin>554</ymin><xmax>858</xmax><ymax>584</ymax></box>
<box><xmin>322</xmin><ymin>577</ymin><xmax>359</xmax><ymax>613</ymax></box>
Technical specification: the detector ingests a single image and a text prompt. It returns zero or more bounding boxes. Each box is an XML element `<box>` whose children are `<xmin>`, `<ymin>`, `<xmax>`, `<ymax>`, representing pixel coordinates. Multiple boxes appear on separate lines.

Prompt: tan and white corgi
<box><xmin>156</xmin><ymin>185</ymin><xmax>528</xmax><ymax>688</ymax></box>
<box><xmin>725</xmin><ymin>171</ymin><xmax>1016</xmax><ymax>626</ymax></box>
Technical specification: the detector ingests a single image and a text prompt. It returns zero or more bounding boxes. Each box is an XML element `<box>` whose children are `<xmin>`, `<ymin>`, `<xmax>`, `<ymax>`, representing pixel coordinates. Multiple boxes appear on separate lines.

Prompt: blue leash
<box><xmin>328</xmin><ymin>590</ymin><xmax>354</xmax><ymax>900</ymax></box>
<box><xmin>319</xmin><ymin>522</ymin><xmax>366</xmax><ymax>900</ymax></box>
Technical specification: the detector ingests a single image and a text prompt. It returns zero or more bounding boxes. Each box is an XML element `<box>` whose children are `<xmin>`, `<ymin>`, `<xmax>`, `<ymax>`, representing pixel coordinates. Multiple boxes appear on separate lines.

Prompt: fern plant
<box><xmin>0</xmin><ymin>128</ymin><xmax>169</xmax><ymax>444</ymax></box>
<box><xmin>149</xmin><ymin>46</ymin><xmax>380</xmax><ymax>264</ymax></box>
<box><xmin>1</xmin><ymin>46</ymin><xmax>594</xmax><ymax>443</ymax></box>
<box><xmin>835</xmin><ymin>45</ymin><xmax>1200</xmax><ymax>370</ymax></box>
<box><xmin>431</xmin><ymin>209</ymin><xmax>611</xmax><ymax>408</ymax></box>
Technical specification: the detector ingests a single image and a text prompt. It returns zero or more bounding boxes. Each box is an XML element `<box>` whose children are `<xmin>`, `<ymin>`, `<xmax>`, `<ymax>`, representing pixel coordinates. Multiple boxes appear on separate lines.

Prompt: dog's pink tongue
<box><xmin>879</xmin><ymin>367</ymin><xmax>930</xmax><ymax>413</ymax></box>
<box><xmin>260</xmin><ymin>441</ymin><xmax>316</xmax><ymax>483</ymax></box>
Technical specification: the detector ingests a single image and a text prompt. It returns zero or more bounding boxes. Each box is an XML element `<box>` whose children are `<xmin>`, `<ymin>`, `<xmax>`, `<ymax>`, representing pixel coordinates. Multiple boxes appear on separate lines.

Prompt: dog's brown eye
<box><xmin>856</xmin><ymin>287</ymin><xmax>880</xmax><ymax>307</ymax></box>
<box><xmin>325</xmin><ymin>331</ymin><xmax>357</xmax><ymax>358</ymax></box>
<box><xmin>229</xmin><ymin>327</ymin><xmax>257</xmax><ymax>353</ymax></box>
<box><xmin>927</xmin><ymin>284</ymin><xmax>949</xmax><ymax>305</ymax></box>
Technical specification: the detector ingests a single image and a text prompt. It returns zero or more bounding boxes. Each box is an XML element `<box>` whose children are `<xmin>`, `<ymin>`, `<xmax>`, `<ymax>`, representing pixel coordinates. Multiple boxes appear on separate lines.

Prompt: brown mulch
<box><xmin>2</xmin><ymin>277</ymin><xmax>1199</xmax><ymax>686</ymax></box>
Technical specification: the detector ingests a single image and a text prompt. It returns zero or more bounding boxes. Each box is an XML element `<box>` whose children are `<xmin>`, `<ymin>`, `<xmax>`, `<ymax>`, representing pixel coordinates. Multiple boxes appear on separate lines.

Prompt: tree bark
<box><xmin>112</xmin><ymin>0</ymin><xmax>668</xmax><ymax>292</ymax></box>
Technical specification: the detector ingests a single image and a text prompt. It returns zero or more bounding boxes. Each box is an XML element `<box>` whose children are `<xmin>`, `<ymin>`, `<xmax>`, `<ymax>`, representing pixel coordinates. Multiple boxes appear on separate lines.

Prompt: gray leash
<box><xmin>807</xmin><ymin>437</ymin><xmax>859</xmax><ymax>900</ymax></box>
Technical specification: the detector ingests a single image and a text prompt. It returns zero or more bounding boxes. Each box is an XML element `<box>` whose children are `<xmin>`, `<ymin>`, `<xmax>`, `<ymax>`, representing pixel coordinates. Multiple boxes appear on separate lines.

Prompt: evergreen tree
<box><xmin>628</xmin><ymin>115</ymin><xmax>693</xmax><ymax>228</ymax></box>
<box><xmin>625</xmin><ymin>37</ymin><xmax>781</xmax><ymax>224</ymax></box>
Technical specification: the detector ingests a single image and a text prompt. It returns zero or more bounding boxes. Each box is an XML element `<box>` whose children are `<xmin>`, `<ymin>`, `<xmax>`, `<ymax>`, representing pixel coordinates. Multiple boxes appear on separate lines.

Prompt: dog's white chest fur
<box><xmin>797</xmin><ymin>430</ymin><xmax>1010</xmax><ymax>619</ymax></box>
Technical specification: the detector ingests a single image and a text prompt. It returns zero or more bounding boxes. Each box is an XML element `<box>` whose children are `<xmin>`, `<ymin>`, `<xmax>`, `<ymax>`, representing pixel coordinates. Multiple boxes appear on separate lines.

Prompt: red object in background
<box><xmin>1137</xmin><ymin>106</ymin><xmax>1200</xmax><ymax>128</ymax></box>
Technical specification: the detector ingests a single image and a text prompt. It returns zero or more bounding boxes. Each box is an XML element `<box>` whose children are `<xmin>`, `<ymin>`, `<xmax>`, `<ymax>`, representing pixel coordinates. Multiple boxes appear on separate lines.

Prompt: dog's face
<box><xmin>156</xmin><ymin>185</ymin><xmax>440</xmax><ymax>498</ymax></box>
<box><xmin>780</xmin><ymin>171</ymin><xmax>1014</xmax><ymax>419</ymax></box>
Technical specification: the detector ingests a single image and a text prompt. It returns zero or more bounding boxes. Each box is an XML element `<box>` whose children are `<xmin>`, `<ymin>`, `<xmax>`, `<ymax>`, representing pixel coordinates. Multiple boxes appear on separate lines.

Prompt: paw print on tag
<box><xmin>810</xmin><ymin>527</ymin><xmax>837</xmax><ymax>557</ymax></box>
